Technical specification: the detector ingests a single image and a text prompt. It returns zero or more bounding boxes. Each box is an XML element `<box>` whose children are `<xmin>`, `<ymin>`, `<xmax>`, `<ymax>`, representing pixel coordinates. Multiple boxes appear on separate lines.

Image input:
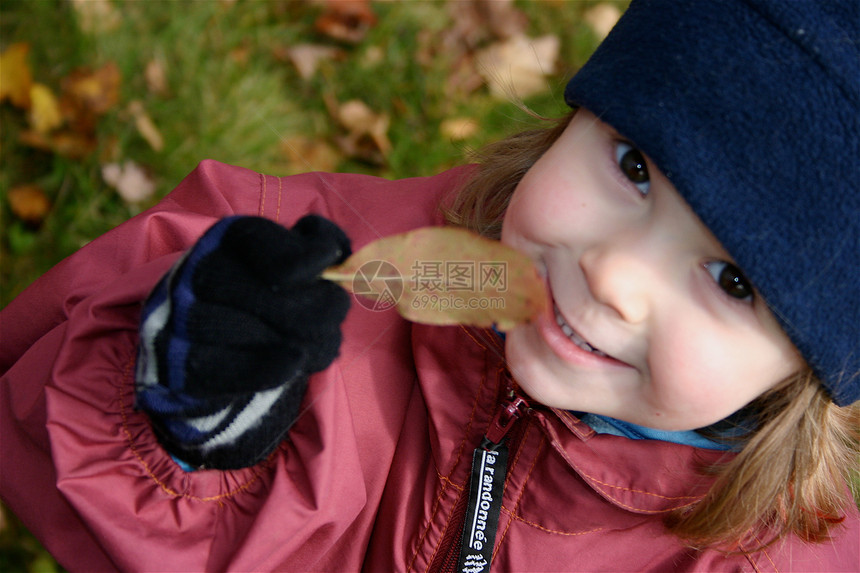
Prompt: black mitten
<box><xmin>135</xmin><ymin>215</ymin><xmax>351</xmax><ymax>470</ymax></box>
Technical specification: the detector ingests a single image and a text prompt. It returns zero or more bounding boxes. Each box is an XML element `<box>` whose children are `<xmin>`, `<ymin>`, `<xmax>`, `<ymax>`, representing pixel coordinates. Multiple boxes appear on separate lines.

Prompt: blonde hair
<box><xmin>445</xmin><ymin>111</ymin><xmax>860</xmax><ymax>551</ymax></box>
<box><xmin>669</xmin><ymin>369</ymin><xmax>859</xmax><ymax>550</ymax></box>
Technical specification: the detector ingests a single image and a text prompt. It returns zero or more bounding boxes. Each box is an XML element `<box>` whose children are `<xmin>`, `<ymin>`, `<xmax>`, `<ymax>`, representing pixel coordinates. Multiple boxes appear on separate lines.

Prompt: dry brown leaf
<box><xmin>28</xmin><ymin>83</ymin><xmax>63</xmax><ymax>134</ymax></box>
<box><xmin>102</xmin><ymin>161</ymin><xmax>156</xmax><ymax>204</ymax></box>
<box><xmin>315</xmin><ymin>0</ymin><xmax>377</xmax><ymax>44</ymax></box>
<box><xmin>476</xmin><ymin>34</ymin><xmax>559</xmax><ymax>100</ymax></box>
<box><xmin>62</xmin><ymin>62</ymin><xmax>121</xmax><ymax>117</ymax></box>
<box><xmin>323</xmin><ymin>227</ymin><xmax>547</xmax><ymax>331</ymax></box>
<box><xmin>70</xmin><ymin>0</ymin><xmax>121</xmax><ymax>34</ymax></box>
<box><xmin>283</xmin><ymin>44</ymin><xmax>343</xmax><ymax>80</ymax></box>
<box><xmin>281</xmin><ymin>136</ymin><xmax>342</xmax><ymax>173</ymax></box>
<box><xmin>446</xmin><ymin>0</ymin><xmax>527</xmax><ymax>50</ymax></box>
<box><xmin>337</xmin><ymin>99</ymin><xmax>378</xmax><ymax>132</ymax></box>
<box><xmin>128</xmin><ymin>100</ymin><xmax>164</xmax><ymax>152</ymax></box>
<box><xmin>145</xmin><ymin>59</ymin><xmax>169</xmax><ymax>96</ymax></box>
<box><xmin>440</xmin><ymin>117</ymin><xmax>479</xmax><ymax>141</ymax></box>
<box><xmin>0</xmin><ymin>43</ymin><xmax>33</xmax><ymax>108</ymax></box>
<box><xmin>18</xmin><ymin>129</ymin><xmax>97</xmax><ymax>159</ymax></box>
<box><xmin>583</xmin><ymin>3</ymin><xmax>622</xmax><ymax>40</ymax></box>
<box><xmin>332</xmin><ymin>99</ymin><xmax>391</xmax><ymax>163</ymax></box>
<box><xmin>445</xmin><ymin>55</ymin><xmax>486</xmax><ymax>99</ymax></box>
<box><xmin>8</xmin><ymin>184</ymin><xmax>51</xmax><ymax>225</ymax></box>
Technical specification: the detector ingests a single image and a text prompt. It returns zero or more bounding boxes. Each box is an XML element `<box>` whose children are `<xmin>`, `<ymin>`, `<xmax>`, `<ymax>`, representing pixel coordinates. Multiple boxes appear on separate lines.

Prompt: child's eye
<box><xmin>704</xmin><ymin>261</ymin><xmax>754</xmax><ymax>302</ymax></box>
<box><xmin>615</xmin><ymin>141</ymin><xmax>650</xmax><ymax>196</ymax></box>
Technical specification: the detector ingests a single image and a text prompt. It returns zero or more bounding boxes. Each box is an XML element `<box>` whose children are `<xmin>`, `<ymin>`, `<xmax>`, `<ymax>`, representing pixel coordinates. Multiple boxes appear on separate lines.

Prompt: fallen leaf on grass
<box><xmin>102</xmin><ymin>161</ymin><xmax>156</xmax><ymax>204</ymax></box>
<box><xmin>440</xmin><ymin>117</ymin><xmax>479</xmax><ymax>141</ymax></box>
<box><xmin>61</xmin><ymin>62</ymin><xmax>121</xmax><ymax>127</ymax></box>
<box><xmin>19</xmin><ymin>129</ymin><xmax>97</xmax><ymax>159</ymax></box>
<box><xmin>145</xmin><ymin>59</ymin><xmax>169</xmax><ymax>96</ymax></box>
<box><xmin>315</xmin><ymin>0</ymin><xmax>377</xmax><ymax>44</ymax></box>
<box><xmin>128</xmin><ymin>100</ymin><xmax>164</xmax><ymax>152</ymax></box>
<box><xmin>8</xmin><ymin>184</ymin><xmax>51</xmax><ymax>225</ymax></box>
<box><xmin>29</xmin><ymin>83</ymin><xmax>63</xmax><ymax>134</ymax></box>
<box><xmin>281</xmin><ymin>136</ymin><xmax>342</xmax><ymax>173</ymax></box>
<box><xmin>476</xmin><ymin>34</ymin><xmax>560</xmax><ymax>100</ymax></box>
<box><xmin>281</xmin><ymin>44</ymin><xmax>344</xmax><ymax>79</ymax></box>
<box><xmin>70</xmin><ymin>0</ymin><xmax>121</xmax><ymax>34</ymax></box>
<box><xmin>583</xmin><ymin>3</ymin><xmax>622</xmax><ymax>40</ymax></box>
<box><xmin>322</xmin><ymin>227</ymin><xmax>547</xmax><ymax>331</ymax></box>
<box><xmin>447</xmin><ymin>0</ymin><xmax>528</xmax><ymax>48</ymax></box>
<box><xmin>329</xmin><ymin>98</ymin><xmax>391</xmax><ymax>164</ymax></box>
<box><xmin>0</xmin><ymin>42</ymin><xmax>33</xmax><ymax>108</ymax></box>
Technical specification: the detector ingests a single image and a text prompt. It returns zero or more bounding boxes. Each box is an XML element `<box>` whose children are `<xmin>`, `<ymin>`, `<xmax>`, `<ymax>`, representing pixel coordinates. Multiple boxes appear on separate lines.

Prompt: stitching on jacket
<box><xmin>434</xmin><ymin>471</ymin><xmax>464</xmax><ymax>493</ymax></box>
<box><xmin>259</xmin><ymin>173</ymin><xmax>267</xmax><ymax>217</ymax></box>
<box><xmin>500</xmin><ymin>507</ymin><xmax>606</xmax><ymax>537</ymax></box>
<box><xmin>119</xmin><ymin>354</ymin><xmax>264</xmax><ymax>502</ymax></box>
<box><xmin>460</xmin><ymin>326</ymin><xmax>489</xmax><ymax>352</ymax></box>
<box><xmin>411</xmin><ymin>472</ymin><xmax>451</xmax><ymax>573</ymax></box>
<box><xmin>407</xmin><ymin>329</ymin><xmax>492</xmax><ymax>572</ymax></box>
<box><xmin>555</xmin><ymin>408</ymin><xmax>596</xmax><ymax>440</ymax></box>
<box><xmin>743</xmin><ymin>532</ymin><xmax>777</xmax><ymax>573</ymax></box>
<box><xmin>580</xmin><ymin>469</ymin><xmax>701</xmax><ymax>501</ymax></box>
<box><xmin>549</xmin><ymin>441</ymin><xmax>701</xmax><ymax>506</ymax></box>
<box><xmin>493</xmin><ymin>429</ymin><xmax>544</xmax><ymax>561</ymax></box>
<box><xmin>585</xmin><ymin>480</ymin><xmax>700</xmax><ymax>515</ymax></box>
<box><xmin>759</xmin><ymin>545</ymin><xmax>777</xmax><ymax>572</ymax></box>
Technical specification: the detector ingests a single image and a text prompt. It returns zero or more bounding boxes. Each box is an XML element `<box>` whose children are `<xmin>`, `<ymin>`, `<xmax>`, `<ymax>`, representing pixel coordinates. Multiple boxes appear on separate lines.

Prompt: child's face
<box><xmin>500</xmin><ymin>109</ymin><xmax>802</xmax><ymax>431</ymax></box>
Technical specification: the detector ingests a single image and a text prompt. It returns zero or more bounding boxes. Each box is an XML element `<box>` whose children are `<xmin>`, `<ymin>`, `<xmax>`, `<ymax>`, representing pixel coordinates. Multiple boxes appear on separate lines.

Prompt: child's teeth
<box><xmin>554</xmin><ymin>305</ymin><xmax>607</xmax><ymax>357</ymax></box>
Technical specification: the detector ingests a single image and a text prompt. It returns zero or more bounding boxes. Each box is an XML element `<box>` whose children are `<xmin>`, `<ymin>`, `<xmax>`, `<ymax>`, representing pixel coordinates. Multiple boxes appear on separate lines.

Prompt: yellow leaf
<box><xmin>29</xmin><ymin>83</ymin><xmax>63</xmax><ymax>134</ymax></box>
<box><xmin>8</xmin><ymin>184</ymin><xmax>51</xmax><ymax>225</ymax></box>
<box><xmin>0</xmin><ymin>42</ymin><xmax>33</xmax><ymax>108</ymax></box>
<box><xmin>323</xmin><ymin>227</ymin><xmax>547</xmax><ymax>331</ymax></box>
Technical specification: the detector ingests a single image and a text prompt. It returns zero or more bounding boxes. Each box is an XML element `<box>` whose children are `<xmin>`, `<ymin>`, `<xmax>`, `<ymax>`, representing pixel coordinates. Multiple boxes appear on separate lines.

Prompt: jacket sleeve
<box><xmin>0</xmin><ymin>160</ymin><xmax>371</xmax><ymax>571</ymax></box>
<box><xmin>0</xmin><ymin>160</ymin><xmax>267</xmax><ymax>569</ymax></box>
<box><xmin>0</xmin><ymin>160</ymin><xmax>464</xmax><ymax>571</ymax></box>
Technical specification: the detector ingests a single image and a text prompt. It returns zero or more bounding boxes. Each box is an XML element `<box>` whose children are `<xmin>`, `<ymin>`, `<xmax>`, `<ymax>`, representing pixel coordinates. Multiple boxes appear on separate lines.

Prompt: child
<box><xmin>1</xmin><ymin>0</ymin><xmax>858</xmax><ymax>570</ymax></box>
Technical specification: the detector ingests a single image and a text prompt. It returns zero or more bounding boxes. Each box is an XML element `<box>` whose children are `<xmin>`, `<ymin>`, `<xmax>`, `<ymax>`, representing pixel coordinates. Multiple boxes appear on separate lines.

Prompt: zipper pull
<box><xmin>453</xmin><ymin>390</ymin><xmax>529</xmax><ymax>572</ymax></box>
<box><xmin>483</xmin><ymin>390</ymin><xmax>529</xmax><ymax>447</ymax></box>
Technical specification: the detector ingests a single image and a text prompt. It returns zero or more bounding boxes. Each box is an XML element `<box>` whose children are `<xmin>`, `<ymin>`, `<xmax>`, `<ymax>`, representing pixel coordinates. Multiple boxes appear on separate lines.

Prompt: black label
<box><xmin>456</xmin><ymin>439</ymin><xmax>509</xmax><ymax>573</ymax></box>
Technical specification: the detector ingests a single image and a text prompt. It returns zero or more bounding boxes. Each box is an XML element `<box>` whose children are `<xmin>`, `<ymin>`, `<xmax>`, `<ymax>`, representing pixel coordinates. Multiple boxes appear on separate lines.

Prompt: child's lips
<box><xmin>540</xmin><ymin>282</ymin><xmax>634</xmax><ymax>369</ymax></box>
<box><xmin>552</xmin><ymin>303</ymin><xmax>608</xmax><ymax>357</ymax></box>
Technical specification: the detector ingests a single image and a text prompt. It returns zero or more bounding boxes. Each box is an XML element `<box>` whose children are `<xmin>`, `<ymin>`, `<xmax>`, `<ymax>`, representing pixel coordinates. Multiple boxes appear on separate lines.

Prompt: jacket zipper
<box><xmin>484</xmin><ymin>390</ymin><xmax>530</xmax><ymax>446</ymax></box>
<box><xmin>431</xmin><ymin>388</ymin><xmax>530</xmax><ymax>573</ymax></box>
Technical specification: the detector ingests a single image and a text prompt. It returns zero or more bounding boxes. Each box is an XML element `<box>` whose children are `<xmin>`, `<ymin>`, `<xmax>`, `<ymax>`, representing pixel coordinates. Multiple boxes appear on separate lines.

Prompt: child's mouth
<box><xmin>553</xmin><ymin>303</ymin><xmax>608</xmax><ymax>358</ymax></box>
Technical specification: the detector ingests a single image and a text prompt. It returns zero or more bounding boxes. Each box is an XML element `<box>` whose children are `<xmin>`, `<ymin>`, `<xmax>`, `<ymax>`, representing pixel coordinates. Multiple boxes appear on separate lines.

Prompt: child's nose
<box><xmin>578</xmin><ymin>240</ymin><xmax>658</xmax><ymax>325</ymax></box>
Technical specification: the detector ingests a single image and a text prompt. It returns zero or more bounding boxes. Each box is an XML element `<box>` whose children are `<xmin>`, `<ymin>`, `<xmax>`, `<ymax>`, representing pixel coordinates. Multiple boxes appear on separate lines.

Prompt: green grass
<box><xmin>0</xmin><ymin>0</ymin><xmax>615</xmax><ymax>568</ymax></box>
<box><xmin>0</xmin><ymin>0</ymin><xmax>614</xmax><ymax>308</ymax></box>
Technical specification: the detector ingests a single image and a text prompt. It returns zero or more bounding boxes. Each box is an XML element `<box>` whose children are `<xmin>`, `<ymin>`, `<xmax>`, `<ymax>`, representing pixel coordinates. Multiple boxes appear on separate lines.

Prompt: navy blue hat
<box><xmin>565</xmin><ymin>0</ymin><xmax>859</xmax><ymax>405</ymax></box>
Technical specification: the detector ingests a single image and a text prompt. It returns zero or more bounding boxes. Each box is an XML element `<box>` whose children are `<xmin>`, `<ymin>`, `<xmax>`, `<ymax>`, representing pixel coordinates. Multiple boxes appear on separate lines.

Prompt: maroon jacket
<box><xmin>1</xmin><ymin>160</ymin><xmax>857</xmax><ymax>571</ymax></box>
